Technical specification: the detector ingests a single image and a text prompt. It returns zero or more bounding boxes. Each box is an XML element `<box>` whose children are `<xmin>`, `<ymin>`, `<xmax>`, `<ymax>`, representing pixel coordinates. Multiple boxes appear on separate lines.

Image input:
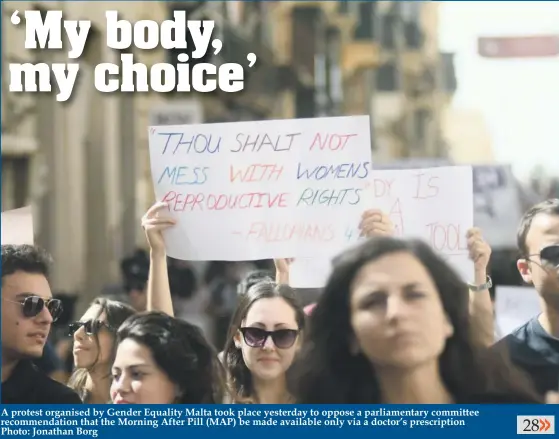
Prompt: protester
<box><xmin>238</xmin><ymin>269</ymin><xmax>275</xmax><ymax>296</ymax></box>
<box><xmin>216</xmin><ymin>270</ymin><xmax>275</xmax><ymax>363</ymax></box>
<box><xmin>294</xmin><ymin>237</ymin><xmax>541</xmax><ymax>403</ymax></box>
<box><xmin>110</xmin><ymin>311</ymin><xmax>226</xmax><ymax>404</ymax></box>
<box><xmin>205</xmin><ymin>262</ymin><xmax>244</xmax><ymax>349</ymax></box>
<box><xmin>121</xmin><ymin>249</ymin><xmax>150</xmax><ymax>311</ymax></box>
<box><xmin>1</xmin><ymin>244</ymin><xmax>82</xmax><ymax>404</ymax></box>
<box><xmin>222</xmin><ymin>281</ymin><xmax>305</xmax><ymax>404</ymax></box>
<box><xmin>494</xmin><ymin>199</ymin><xmax>559</xmax><ymax>395</ymax></box>
<box><xmin>67</xmin><ymin>298</ymin><xmax>135</xmax><ymax>403</ymax></box>
<box><xmin>465</xmin><ymin>227</ymin><xmax>496</xmax><ymax>347</ymax></box>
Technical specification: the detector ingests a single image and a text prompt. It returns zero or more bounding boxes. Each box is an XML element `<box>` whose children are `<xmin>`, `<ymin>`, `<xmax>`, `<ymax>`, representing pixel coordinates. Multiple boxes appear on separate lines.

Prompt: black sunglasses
<box><xmin>68</xmin><ymin>319</ymin><xmax>115</xmax><ymax>337</ymax></box>
<box><xmin>3</xmin><ymin>296</ymin><xmax>63</xmax><ymax>322</ymax></box>
<box><xmin>541</xmin><ymin>245</ymin><xmax>559</xmax><ymax>267</ymax></box>
<box><xmin>239</xmin><ymin>327</ymin><xmax>299</xmax><ymax>349</ymax></box>
<box><xmin>528</xmin><ymin>245</ymin><xmax>559</xmax><ymax>268</ymax></box>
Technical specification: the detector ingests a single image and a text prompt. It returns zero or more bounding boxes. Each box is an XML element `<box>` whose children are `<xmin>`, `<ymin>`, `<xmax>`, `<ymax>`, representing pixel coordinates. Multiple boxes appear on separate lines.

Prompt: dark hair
<box><xmin>68</xmin><ymin>298</ymin><xmax>135</xmax><ymax>402</ymax></box>
<box><xmin>294</xmin><ymin>237</ymin><xmax>541</xmax><ymax>403</ymax></box>
<box><xmin>237</xmin><ymin>270</ymin><xmax>274</xmax><ymax>296</ymax></box>
<box><xmin>223</xmin><ymin>281</ymin><xmax>304</xmax><ymax>403</ymax></box>
<box><xmin>1</xmin><ymin>244</ymin><xmax>52</xmax><ymax>281</ymax></box>
<box><xmin>117</xmin><ymin>311</ymin><xmax>226</xmax><ymax>404</ymax></box>
<box><xmin>517</xmin><ymin>199</ymin><xmax>559</xmax><ymax>257</ymax></box>
<box><xmin>121</xmin><ymin>249</ymin><xmax>149</xmax><ymax>292</ymax></box>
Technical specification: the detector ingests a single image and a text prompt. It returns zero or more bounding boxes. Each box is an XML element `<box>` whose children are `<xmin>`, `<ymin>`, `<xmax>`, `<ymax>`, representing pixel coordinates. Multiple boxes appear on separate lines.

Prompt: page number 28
<box><xmin>517</xmin><ymin>416</ymin><xmax>554</xmax><ymax>435</ymax></box>
<box><xmin>523</xmin><ymin>419</ymin><xmax>540</xmax><ymax>432</ymax></box>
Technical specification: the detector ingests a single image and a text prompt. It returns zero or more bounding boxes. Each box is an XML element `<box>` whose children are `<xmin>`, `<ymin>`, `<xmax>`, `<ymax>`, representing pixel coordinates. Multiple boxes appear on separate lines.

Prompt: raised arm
<box><xmin>142</xmin><ymin>202</ymin><xmax>176</xmax><ymax>316</ymax></box>
<box><xmin>466</xmin><ymin>227</ymin><xmax>495</xmax><ymax>347</ymax></box>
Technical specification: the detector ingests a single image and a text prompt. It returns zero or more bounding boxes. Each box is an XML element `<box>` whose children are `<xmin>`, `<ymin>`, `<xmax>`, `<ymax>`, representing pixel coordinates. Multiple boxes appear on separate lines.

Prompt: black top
<box><xmin>34</xmin><ymin>342</ymin><xmax>64</xmax><ymax>375</ymax></box>
<box><xmin>493</xmin><ymin>316</ymin><xmax>559</xmax><ymax>396</ymax></box>
<box><xmin>1</xmin><ymin>360</ymin><xmax>82</xmax><ymax>404</ymax></box>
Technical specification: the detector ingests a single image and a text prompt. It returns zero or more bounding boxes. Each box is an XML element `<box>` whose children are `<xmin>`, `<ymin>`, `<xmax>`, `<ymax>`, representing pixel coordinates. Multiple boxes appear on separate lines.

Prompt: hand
<box><xmin>141</xmin><ymin>202</ymin><xmax>176</xmax><ymax>254</ymax></box>
<box><xmin>274</xmin><ymin>258</ymin><xmax>294</xmax><ymax>274</ymax></box>
<box><xmin>466</xmin><ymin>228</ymin><xmax>491</xmax><ymax>272</ymax></box>
<box><xmin>274</xmin><ymin>258</ymin><xmax>294</xmax><ymax>285</ymax></box>
<box><xmin>359</xmin><ymin>209</ymin><xmax>394</xmax><ymax>238</ymax></box>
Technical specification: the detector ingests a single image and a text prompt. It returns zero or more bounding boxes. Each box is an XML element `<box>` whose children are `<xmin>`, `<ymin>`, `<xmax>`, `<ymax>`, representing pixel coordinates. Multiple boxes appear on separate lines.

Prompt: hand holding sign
<box><xmin>142</xmin><ymin>202</ymin><xmax>177</xmax><ymax>255</ymax></box>
<box><xmin>148</xmin><ymin>115</ymin><xmax>372</xmax><ymax>261</ymax></box>
<box><xmin>274</xmin><ymin>258</ymin><xmax>294</xmax><ymax>284</ymax></box>
<box><xmin>288</xmin><ymin>209</ymin><xmax>393</xmax><ymax>288</ymax></box>
<box><xmin>466</xmin><ymin>227</ymin><xmax>491</xmax><ymax>273</ymax></box>
<box><xmin>359</xmin><ymin>209</ymin><xmax>394</xmax><ymax>237</ymax></box>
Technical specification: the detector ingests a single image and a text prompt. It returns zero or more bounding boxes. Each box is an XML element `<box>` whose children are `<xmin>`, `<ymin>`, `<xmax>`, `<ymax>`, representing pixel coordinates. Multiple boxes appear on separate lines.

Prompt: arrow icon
<box><xmin>539</xmin><ymin>419</ymin><xmax>551</xmax><ymax>432</ymax></box>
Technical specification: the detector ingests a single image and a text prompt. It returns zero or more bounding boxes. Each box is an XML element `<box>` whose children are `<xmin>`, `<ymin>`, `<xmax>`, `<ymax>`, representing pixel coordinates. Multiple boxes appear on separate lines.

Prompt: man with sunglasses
<box><xmin>1</xmin><ymin>244</ymin><xmax>82</xmax><ymax>404</ymax></box>
<box><xmin>494</xmin><ymin>199</ymin><xmax>559</xmax><ymax>396</ymax></box>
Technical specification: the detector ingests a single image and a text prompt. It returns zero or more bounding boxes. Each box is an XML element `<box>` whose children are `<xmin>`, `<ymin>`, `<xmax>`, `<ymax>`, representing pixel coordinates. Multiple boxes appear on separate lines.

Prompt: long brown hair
<box><xmin>222</xmin><ymin>281</ymin><xmax>305</xmax><ymax>403</ymax></box>
<box><xmin>294</xmin><ymin>237</ymin><xmax>542</xmax><ymax>403</ymax></box>
<box><xmin>68</xmin><ymin>298</ymin><xmax>135</xmax><ymax>402</ymax></box>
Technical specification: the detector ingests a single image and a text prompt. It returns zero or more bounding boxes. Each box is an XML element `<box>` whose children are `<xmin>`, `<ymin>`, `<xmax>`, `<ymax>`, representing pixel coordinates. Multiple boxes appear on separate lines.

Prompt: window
<box><xmin>404</xmin><ymin>22</ymin><xmax>423</xmax><ymax>49</ymax></box>
<box><xmin>380</xmin><ymin>14</ymin><xmax>396</xmax><ymax>49</ymax></box>
<box><xmin>1</xmin><ymin>156</ymin><xmax>30</xmax><ymax>211</ymax></box>
<box><xmin>376</xmin><ymin>62</ymin><xmax>398</xmax><ymax>91</ymax></box>
<box><xmin>354</xmin><ymin>2</ymin><xmax>377</xmax><ymax>40</ymax></box>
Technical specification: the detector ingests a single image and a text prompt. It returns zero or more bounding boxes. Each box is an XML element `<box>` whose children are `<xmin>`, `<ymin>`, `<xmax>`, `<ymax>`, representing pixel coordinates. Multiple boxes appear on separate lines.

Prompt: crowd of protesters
<box><xmin>2</xmin><ymin>199</ymin><xmax>558</xmax><ymax>404</ymax></box>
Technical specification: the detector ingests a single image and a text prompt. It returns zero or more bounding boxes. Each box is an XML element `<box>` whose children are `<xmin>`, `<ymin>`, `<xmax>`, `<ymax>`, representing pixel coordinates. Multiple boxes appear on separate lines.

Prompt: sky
<box><xmin>438</xmin><ymin>1</ymin><xmax>559</xmax><ymax>182</ymax></box>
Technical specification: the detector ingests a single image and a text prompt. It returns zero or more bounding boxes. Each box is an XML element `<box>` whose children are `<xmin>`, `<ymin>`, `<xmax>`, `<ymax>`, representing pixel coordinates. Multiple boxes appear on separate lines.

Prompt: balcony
<box><xmin>341</xmin><ymin>2</ymin><xmax>381</xmax><ymax>75</ymax></box>
<box><xmin>329</xmin><ymin>3</ymin><xmax>358</xmax><ymax>42</ymax></box>
<box><xmin>342</xmin><ymin>41</ymin><xmax>381</xmax><ymax>75</ymax></box>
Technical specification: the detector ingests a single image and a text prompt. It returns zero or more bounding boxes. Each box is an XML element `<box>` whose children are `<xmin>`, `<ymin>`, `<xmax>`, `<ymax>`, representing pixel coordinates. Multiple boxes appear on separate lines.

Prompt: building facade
<box><xmin>2</xmin><ymin>1</ymin><xmax>455</xmax><ymax>310</ymax></box>
<box><xmin>372</xmin><ymin>1</ymin><xmax>457</xmax><ymax>162</ymax></box>
<box><xmin>2</xmin><ymin>1</ymin><xmax>169</xmax><ymax>309</ymax></box>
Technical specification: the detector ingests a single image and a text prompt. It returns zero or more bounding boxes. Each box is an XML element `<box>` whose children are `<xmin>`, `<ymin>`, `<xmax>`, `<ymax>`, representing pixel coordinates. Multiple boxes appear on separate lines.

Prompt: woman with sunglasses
<box><xmin>67</xmin><ymin>298</ymin><xmax>135</xmax><ymax>403</ymax></box>
<box><xmin>222</xmin><ymin>280</ymin><xmax>305</xmax><ymax>404</ymax></box>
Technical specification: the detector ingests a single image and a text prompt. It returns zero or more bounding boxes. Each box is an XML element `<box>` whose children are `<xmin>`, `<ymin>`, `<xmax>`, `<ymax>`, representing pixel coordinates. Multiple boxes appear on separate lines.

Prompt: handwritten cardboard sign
<box><xmin>494</xmin><ymin>286</ymin><xmax>541</xmax><ymax>339</ymax></box>
<box><xmin>1</xmin><ymin>206</ymin><xmax>34</xmax><ymax>245</ymax></box>
<box><xmin>148</xmin><ymin>116</ymin><xmax>372</xmax><ymax>261</ymax></box>
<box><xmin>375</xmin><ymin>160</ymin><xmax>521</xmax><ymax>249</ymax></box>
<box><xmin>290</xmin><ymin>166</ymin><xmax>475</xmax><ymax>287</ymax></box>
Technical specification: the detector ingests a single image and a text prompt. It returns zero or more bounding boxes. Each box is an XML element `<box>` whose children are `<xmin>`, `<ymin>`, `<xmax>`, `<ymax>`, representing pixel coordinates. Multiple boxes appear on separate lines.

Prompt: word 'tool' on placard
<box><xmin>148</xmin><ymin>116</ymin><xmax>372</xmax><ymax>261</ymax></box>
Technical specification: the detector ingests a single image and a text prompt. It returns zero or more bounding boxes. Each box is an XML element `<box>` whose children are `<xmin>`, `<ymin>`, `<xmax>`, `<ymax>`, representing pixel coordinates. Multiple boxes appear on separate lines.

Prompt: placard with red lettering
<box><xmin>147</xmin><ymin>116</ymin><xmax>372</xmax><ymax>261</ymax></box>
<box><xmin>290</xmin><ymin>166</ymin><xmax>475</xmax><ymax>287</ymax></box>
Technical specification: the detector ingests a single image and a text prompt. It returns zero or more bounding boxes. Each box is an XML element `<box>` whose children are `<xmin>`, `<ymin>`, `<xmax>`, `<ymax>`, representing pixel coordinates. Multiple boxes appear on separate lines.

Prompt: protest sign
<box><xmin>148</xmin><ymin>116</ymin><xmax>372</xmax><ymax>261</ymax></box>
<box><xmin>290</xmin><ymin>166</ymin><xmax>474</xmax><ymax>288</ymax></box>
<box><xmin>1</xmin><ymin>206</ymin><xmax>34</xmax><ymax>245</ymax></box>
<box><xmin>471</xmin><ymin>165</ymin><xmax>522</xmax><ymax>249</ymax></box>
<box><xmin>375</xmin><ymin>160</ymin><xmax>522</xmax><ymax>250</ymax></box>
<box><xmin>494</xmin><ymin>285</ymin><xmax>541</xmax><ymax>340</ymax></box>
